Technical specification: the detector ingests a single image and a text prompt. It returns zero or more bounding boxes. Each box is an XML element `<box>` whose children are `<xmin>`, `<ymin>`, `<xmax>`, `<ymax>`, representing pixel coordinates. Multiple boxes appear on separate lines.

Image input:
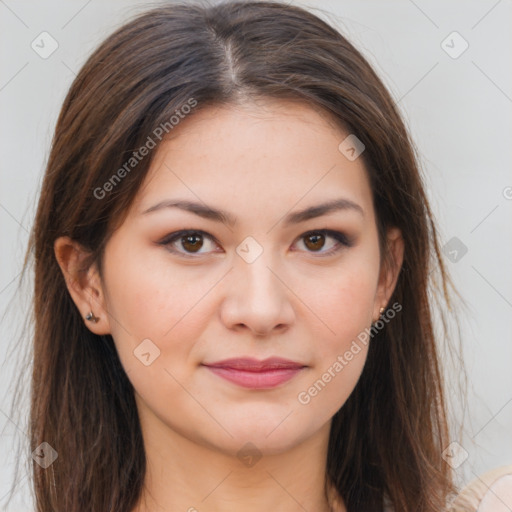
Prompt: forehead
<box><xmin>131</xmin><ymin>99</ymin><xmax>374</xmax><ymax>223</ymax></box>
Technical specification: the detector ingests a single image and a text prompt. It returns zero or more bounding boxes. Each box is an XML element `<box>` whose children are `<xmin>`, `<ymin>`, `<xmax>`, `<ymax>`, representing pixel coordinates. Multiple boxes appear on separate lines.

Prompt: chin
<box><xmin>204</xmin><ymin>413</ymin><xmax>320</xmax><ymax>458</ymax></box>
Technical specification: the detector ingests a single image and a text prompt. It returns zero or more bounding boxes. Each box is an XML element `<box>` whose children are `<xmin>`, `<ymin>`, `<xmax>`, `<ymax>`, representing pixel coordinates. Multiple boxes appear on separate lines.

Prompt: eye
<box><xmin>157</xmin><ymin>229</ymin><xmax>353</xmax><ymax>258</ymax></box>
<box><xmin>292</xmin><ymin>230</ymin><xmax>353</xmax><ymax>256</ymax></box>
<box><xmin>158</xmin><ymin>230</ymin><xmax>220</xmax><ymax>257</ymax></box>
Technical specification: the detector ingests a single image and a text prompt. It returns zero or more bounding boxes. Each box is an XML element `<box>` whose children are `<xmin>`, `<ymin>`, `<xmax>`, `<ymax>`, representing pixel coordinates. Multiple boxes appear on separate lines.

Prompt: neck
<box><xmin>131</xmin><ymin>403</ymin><xmax>346</xmax><ymax>512</ymax></box>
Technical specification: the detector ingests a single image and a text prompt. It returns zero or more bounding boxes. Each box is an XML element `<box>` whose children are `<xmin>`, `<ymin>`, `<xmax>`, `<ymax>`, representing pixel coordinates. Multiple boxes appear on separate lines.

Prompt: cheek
<box><xmin>103</xmin><ymin>241</ymin><xmax>211</xmax><ymax>339</ymax></box>
<box><xmin>298</xmin><ymin>251</ymin><xmax>380</xmax><ymax>414</ymax></box>
<box><xmin>296</xmin><ymin>269</ymin><xmax>375</xmax><ymax>417</ymax></box>
<box><xmin>101</xmin><ymin>244</ymin><xmax>216</xmax><ymax>385</ymax></box>
<box><xmin>101</xmin><ymin>261</ymin><xmax>209</xmax><ymax>413</ymax></box>
<box><xmin>308</xmin><ymin>259</ymin><xmax>378</xmax><ymax>351</ymax></box>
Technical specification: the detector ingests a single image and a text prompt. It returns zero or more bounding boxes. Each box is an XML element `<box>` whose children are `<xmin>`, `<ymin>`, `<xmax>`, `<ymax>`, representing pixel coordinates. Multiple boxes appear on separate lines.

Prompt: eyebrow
<box><xmin>141</xmin><ymin>198</ymin><xmax>364</xmax><ymax>227</ymax></box>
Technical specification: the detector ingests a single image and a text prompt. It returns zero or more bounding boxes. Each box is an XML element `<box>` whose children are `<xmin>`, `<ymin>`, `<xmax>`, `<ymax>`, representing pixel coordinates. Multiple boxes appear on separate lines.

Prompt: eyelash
<box><xmin>157</xmin><ymin>229</ymin><xmax>353</xmax><ymax>258</ymax></box>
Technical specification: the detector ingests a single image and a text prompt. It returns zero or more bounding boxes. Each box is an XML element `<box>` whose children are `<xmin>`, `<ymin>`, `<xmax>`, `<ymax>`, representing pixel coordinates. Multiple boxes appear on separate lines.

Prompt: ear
<box><xmin>373</xmin><ymin>226</ymin><xmax>404</xmax><ymax>322</ymax></box>
<box><xmin>54</xmin><ymin>236</ymin><xmax>111</xmax><ymax>335</ymax></box>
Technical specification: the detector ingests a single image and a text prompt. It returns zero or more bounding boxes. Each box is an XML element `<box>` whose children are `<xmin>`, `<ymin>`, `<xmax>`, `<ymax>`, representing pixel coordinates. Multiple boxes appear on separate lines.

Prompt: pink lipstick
<box><xmin>202</xmin><ymin>357</ymin><xmax>305</xmax><ymax>389</ymax></box>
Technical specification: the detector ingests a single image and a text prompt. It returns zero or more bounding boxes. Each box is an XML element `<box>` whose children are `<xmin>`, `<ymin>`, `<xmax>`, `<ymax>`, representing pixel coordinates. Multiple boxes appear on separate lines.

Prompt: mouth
<box><xmin>201</xmin><ymin>357</ymin><xmax>307</xmax><ymax>389</ymax></box>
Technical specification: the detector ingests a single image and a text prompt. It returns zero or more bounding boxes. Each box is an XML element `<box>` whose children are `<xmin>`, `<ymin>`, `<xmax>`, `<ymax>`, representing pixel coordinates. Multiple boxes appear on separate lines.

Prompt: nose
<box><xmin>219</xmin><ymin>252</ymin><xmax>295</xmax><ymax>338</ymax></box>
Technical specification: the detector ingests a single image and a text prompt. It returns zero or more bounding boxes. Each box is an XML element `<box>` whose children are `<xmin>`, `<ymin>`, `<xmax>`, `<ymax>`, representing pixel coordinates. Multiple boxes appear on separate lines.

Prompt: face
<box><xmin>81</xmin><ymin>100</ymin><xmax>402</xmax><ymax>458</ymax></box>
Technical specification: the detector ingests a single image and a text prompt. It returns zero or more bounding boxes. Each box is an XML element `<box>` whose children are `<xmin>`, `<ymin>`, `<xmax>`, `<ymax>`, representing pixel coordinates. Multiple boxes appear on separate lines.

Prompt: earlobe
<box><xmin>53</xmin><ymin>236</ymin><xmax>111</xmax><ymax>335</ymax></box>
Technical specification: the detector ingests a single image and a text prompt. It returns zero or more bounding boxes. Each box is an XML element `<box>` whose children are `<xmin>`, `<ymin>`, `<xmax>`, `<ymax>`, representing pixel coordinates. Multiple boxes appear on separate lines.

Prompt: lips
<box><xmin>202</xmin><ymin>357</ymin><xmax>306</xmax><ymax>389</ymax></box>
<box><xmin>205</xmin><ymin>357</ymin><xmax>305</xmax><ymax>371</ymax></box>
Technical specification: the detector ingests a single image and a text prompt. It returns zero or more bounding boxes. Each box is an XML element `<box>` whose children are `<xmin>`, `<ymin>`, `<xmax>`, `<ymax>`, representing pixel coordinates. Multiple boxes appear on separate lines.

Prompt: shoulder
<box><xmin>448</xmin><ymin>465</ymin><xmax>512</xmax><ymax>512</ymax></box>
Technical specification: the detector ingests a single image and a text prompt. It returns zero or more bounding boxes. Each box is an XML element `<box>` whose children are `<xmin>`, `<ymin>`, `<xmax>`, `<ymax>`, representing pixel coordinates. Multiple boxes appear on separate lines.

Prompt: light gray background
<box><xmin>1</xmin><ymin>0</ymin><xmax>511</xmax><ymax>509</ymax></box>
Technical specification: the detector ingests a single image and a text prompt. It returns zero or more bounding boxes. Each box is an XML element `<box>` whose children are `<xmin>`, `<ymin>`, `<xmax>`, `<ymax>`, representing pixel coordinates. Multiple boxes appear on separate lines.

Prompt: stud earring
<box><xmin>372</xmin><ymin>306</ymin><xmax>385</xmax><ymax>325</ymax></box>
<box><xmin>85</xmin><ymin>311</ymin><xmax>99</xmax><ymax>323</ymax></box>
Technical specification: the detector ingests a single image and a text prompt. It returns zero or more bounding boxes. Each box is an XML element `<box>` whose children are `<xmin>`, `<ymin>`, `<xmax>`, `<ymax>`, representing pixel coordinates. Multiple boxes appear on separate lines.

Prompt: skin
<box><xmin>55</xmin><ymin>99</ymin><xmax>404</xmax><ymax>512</ymax></box>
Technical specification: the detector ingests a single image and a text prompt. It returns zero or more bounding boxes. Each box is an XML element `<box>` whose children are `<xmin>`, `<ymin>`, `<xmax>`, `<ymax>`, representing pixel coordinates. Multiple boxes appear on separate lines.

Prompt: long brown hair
<box><xmin>10</xmin><ymin>1</ymin><xmax>466</xmax><ymax>510</ymax></box>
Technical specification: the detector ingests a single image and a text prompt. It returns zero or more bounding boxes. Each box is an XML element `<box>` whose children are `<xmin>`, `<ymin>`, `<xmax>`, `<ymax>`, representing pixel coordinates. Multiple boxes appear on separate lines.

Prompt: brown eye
<box><xmin>181</xmin><ymin>233</ymin><xmax>204</xmax><ymax>253</ymax></box>
<box><xmin>303</xmin><ymin>232</ymin><xmax>326</xmax><ymax>251</ymax></box>
<box><xmin>294</xmin><ymin>230</ymin><xmax>352</xmax><ymax>256</ymax></box>
<box><xmin>159</xmin><ymin>230</ymin><xmax>219</xmax><ymax>257</ymax></box>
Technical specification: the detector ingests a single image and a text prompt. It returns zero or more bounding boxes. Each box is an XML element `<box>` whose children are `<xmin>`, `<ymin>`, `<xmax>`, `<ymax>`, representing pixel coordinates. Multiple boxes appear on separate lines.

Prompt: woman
<box><xmin>21</xmin><ymin>1</ymin><xmax>463</xmax><ymax>510</ymax></box>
